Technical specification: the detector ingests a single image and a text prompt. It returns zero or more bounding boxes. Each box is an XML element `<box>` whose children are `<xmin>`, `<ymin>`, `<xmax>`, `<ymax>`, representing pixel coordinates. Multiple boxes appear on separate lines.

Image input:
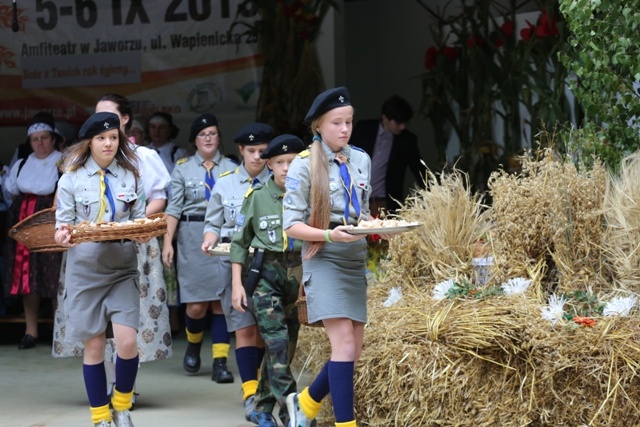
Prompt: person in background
<box><xmin>4</xmin><ymin>114</ymin><xmax>63</xmax><ymax>349</ymax></box>
<box><xmin>129</xmin><ymin>119</ymin><xmax>145</xmax><ymax>146</ymax></box>
<box><xmin>230</xmin><ymin>134</ymin><xmax>306</xmax><ymax>427</ymax></box>
<box><xmin>163</xmin><ymin>113</ymin><xmax>237</xmax><ymax>382</ymax></box>
<box><xmin>54</xmin><ymin>112</ymin><xmax>146</xmax><ymax>427</ymax></box>
<box><xmin>349</xmin><ymin>95</ymin><xmax>426</xmax><ymax>216</ymax></box>
<box><xmin>201</xmin><ymin>123</ymin><xmax>272</xmax><ymax>419</ymax></box>
<box><xmin>283</xmin><ymin>87</ymin><xmax>394</xmax><ymax>427</ymax></box>
<box><xmin>9</xmin><ymin>112</ymin><xmax>63</xmax><ymax>167</ymax></box>
<box><xmin>146</xmin><ymin>112</ymin><xmax>188</xmax><ymax>174</ymax></box>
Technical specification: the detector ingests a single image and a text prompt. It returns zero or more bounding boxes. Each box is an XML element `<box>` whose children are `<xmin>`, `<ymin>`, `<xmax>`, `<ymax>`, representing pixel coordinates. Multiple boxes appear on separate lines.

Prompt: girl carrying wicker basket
<box><xmin>54</xmin><ymin>111</ymin><xmax>148</xmax><ymax>427</ymax></box>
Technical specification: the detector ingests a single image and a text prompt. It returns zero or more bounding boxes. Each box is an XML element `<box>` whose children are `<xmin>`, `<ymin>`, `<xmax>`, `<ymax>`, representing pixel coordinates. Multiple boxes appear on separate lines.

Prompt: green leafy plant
<box><xmin>558</xmin><ymin>0</ymin><xmax>640</xmax><ymax>169</ymax></box>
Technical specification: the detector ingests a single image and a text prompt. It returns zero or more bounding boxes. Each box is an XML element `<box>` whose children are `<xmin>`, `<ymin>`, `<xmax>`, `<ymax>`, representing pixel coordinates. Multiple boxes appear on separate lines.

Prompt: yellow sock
<box><xmin>186</xmin><ymin>329</ymin><xmax>204</xmax><ymax>344</ymax></box>
<box><xmin>90</xmin><ymin>404</ymin><xmax>111</xmax><ymax>424</ymax></box>
<box><xmin>212</xmin><ymin>343</ymin><xmax>230</xmax><ymax>359</ymax></box>
<box><xmin>335</xmin><ymin>421</ymin><xmax>357</xmax><ymax>427</ymax></box>
<box><xmin>299</xmin><ymin>387</ymin><xmax>322</xmax><ymax>419</ymax></box>
<box><xmin>242</xmin><ymin>379</ymin><xmax>259</xmax><ymax>400</ymax></box>
<box><xmin>111</xmin><ymin>388</ymin><xmax>134</xmax><ymax>411</ymax></box>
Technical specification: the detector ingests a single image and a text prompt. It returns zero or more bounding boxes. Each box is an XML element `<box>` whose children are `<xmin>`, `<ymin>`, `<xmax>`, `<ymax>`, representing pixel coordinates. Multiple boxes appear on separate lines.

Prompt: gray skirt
<box><xmin>302</xmin><ymin>239</ymin><xmax>368</xmax><ymax>323</ymax></box>
<box><xmin>217</xmin><ymin>256</ymin><xmax>257</xmax><ymax>332</ymax></box>
<box><xmin>64</xmin><ymin>241</ymin><xmax>140</xmax><ymax>342</ymax></box>
<box><xmin>177</xmin><ymin>220</ymin><xmax>226</xmax><ymax>303</ymax></box>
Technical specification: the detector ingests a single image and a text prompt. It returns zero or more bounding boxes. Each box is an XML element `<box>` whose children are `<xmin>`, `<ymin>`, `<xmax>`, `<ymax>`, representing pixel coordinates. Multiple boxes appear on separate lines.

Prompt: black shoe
<box><xmin>211</xmin><ymin>357</ymin><xmax>234</xmax><ymax>383</ymax></box>
<box><xmin>18</xmin><ymin>334</ymin><xmax>37</xmax><ymax>350</ymax></box>
<box><xmin>183</xmin><ymin>341</ymin><xmax>202</xmax><ymax>373</ymax></box>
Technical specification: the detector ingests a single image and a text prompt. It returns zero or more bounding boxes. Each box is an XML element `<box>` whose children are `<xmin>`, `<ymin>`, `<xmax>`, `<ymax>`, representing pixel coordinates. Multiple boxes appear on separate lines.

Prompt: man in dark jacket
<box><xmin>350</xmin><ymin>95</ymin><xmax>426</xmax><ymax>216</ymax></box>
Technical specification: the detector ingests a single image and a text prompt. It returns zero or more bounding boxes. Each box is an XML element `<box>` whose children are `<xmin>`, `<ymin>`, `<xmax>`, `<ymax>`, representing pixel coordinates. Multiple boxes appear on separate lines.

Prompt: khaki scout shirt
<box><xmin>165</xmin><ymin>150</ymin><xmax>237</xmax><ymax>220</ymax></box>
<box><xmin>230</xmin><ymin>177</ymin><xmax>302</xmax><ymax>265</ymax></box>
<box><xmin>283</xmin><ymin>142</ymin><xmax>371</xmax><ymax>229</ymax></box>
<box><xmin>203</xmin><ymin>163</ymin><xmax>272</xmax><ymax>240</ymax></box>
<box><xmin>56</xmin><ymin>156</ymin><xmax>145</xmax><ymax>227</ymax></box>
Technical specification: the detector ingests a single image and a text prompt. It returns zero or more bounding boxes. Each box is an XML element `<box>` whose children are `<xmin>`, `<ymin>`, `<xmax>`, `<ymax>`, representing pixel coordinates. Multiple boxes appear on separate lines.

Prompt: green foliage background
<box><xmin>559</xmin><ymin>0</ymin><xmax>640</xmax><ymax>168</ymax></box>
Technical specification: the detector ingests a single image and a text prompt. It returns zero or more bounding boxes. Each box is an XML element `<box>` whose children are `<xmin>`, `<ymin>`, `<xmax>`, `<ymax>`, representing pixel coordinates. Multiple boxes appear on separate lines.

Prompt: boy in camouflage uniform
<box><xmin>230</xmin><ymin>134</ymin><xmax>306</xmax><ymax>427</ymax></box>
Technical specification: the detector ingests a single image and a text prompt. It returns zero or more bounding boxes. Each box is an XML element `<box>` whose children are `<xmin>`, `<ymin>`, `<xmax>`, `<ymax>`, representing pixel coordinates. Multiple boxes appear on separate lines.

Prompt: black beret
<box><xmin>233</xmin><ymin>122</ymin><xmax>273</xmax><ymax>145</ymax></box>
<box><xmin>261</xmin><ymin>134</ymin><xmax>306</xmax><ymax>159</ymax></box>
<box><xmin>304</xmin><ymin>86</ymin><xmax>352</xmax><ymax>123</ymax></box>
<box><xmin>78</xmin><ymin>112</ymin><xmax>120</xmax><ymax>140</ymax></box>
<box><xmin>189</xmin><ymin>113</ymin><xmax>219</xmax><ymax>142</ymax></box>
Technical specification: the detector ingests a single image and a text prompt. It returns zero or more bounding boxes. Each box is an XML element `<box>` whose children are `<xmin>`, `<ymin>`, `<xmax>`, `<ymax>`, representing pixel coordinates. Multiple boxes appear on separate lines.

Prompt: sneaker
<box><xmin>286</xmin><ymin>393</ymin><xmax>317</xmax><ymax>427</ymax></box>
<box><xmin>112</xmin><ymin>410</ymin><xmax>134</xmax><ymax>427</ymax></box>
<box><xmin>250</xmin><ymin>411</ymin><xmax>278</xmax><ymax>427</ymax></box>
<box><xmin>94</xmin><ymin>421</ymin><xmax>111</xmax><ymax>427</ymax></box>
<box><xmin>244</xmin><ymin>394</ymin><xmax>256</xmax><ymax>421</ymax></box>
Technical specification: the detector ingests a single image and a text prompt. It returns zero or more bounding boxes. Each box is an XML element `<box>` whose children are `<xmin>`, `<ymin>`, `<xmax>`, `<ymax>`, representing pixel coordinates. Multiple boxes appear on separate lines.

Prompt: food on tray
<box><xmin>71</xmin><ymin>216</ymin><xmax>164</xmax><ymax>234</ymax></box>
<box><xmin>207</xmin><ymin>242</ymin><xmax>253</xmax><ymax>254</ymax></box>
<box><xmin>356</xmin><ymin>218</ymin><xmax>418</xmax><ymax>229</ymax></box>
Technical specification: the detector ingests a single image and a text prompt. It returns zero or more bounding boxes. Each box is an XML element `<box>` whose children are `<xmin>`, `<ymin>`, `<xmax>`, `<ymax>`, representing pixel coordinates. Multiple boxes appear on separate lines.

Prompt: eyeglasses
<box><xmin>197</xmin><ymin>132</ymin><xmax>218</xmax><ymax>139</ymax></box>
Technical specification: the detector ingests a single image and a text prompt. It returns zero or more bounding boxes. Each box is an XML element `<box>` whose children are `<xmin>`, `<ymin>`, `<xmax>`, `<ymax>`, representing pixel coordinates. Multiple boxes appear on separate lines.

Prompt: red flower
<box><xmin>424</xmin><ymin>46</ymin><xmax>439</xmax><ymax>70</ymax></box>
<box><xmin>466</xmin><ymin>35</ymin><xmax>485</xmax><ymax>48</ymax></box>
<box><xmin>442</xmin><ymin>46</ymin><xmax>460</xmax><ymax>62</ymax></box>
<box><xmin>520</xmin><ymin>20</ymin><xmax>536</xmax><ymax>42</ymax></box>
<box><xmin>535</xmin><ymin>10</ymin><xmax>559</xmax><ymax>37</ymax></box>
<box><xmin>501</xmin><ymin>20</ymin><xmax>515</xmax><ymax>39</ymax></box>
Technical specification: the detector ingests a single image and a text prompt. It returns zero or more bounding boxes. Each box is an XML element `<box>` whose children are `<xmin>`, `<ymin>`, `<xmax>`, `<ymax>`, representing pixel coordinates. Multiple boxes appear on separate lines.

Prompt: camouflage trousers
<box><xmin>253</xmin><ymin>260</ymin><xmax>301</xmax><ymax>423</ymax></box>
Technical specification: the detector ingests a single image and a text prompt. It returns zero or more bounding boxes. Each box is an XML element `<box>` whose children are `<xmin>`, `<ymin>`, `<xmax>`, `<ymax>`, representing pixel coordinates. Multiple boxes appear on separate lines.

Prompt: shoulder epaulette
<box><xmin>298</xmin><ymin>149</ymin><xmax>310</xmax><ymax>158</ymax></box>
<box><xmin>176</xmin><ymin>157</ymin><xmax>189</xmax><ymax>165</ymax></box>
<box><xmin>244</xmin><ymin>187</ymin><xmax>254</xmax><ymax>199</ymax></box>
<box><xmin>219</xmin><ymin>170</ymin><xmax>233</xmax><ymax>178</ymax></box>
<box><xmin>350</xmin><ymin>145</ymin><xmax>365</xmax><ymax>153</ymax></box>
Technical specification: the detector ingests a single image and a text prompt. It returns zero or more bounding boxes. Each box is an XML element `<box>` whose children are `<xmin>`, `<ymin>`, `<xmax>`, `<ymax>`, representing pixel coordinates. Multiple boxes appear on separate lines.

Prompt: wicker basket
<box><xmin>296</xmin><ymin>284</ymin><xmax>323</xmax><ymax>328</ymax></box>
<box><xmin>9</xmin><ymin>207</ymin><xmax>66</xmax><ymax>253</ymax></box>
<box><xmin>68</xmin><ymin>213</ymin><xmax>167</xmax><ymax>244</ymax></box>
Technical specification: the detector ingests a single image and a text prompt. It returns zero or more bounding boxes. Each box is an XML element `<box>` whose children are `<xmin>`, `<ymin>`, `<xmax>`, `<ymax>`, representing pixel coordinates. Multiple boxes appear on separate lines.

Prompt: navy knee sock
<box><xmin>308</xmin><ymin>360</ymin><xmax>330</xmax><ymax>402</ymax></box>
<box><xmin>115</xmin><ymin>355</ymin><xmax>139</xmax><ymax>394</ymax></box>
<box><xmin>211</xmin><ymin>314</ymin><xmax>230</xmax><ymax>344</ymax></box>
<box><xmin>328</xmin><ymin>361</ymin><xmax>355</xmax><ymax>422</ymax></box>
<box><xmin>185</xmin><ymin>314</ymin><xmax>207</xmax><ymax>335</ymax></box>
<box><xmin>235</xmin><ymin>346</ymin><xmax>259</xmax><ymax>383</ymax></box>
<box><xmin>83</xmin><ymin>362</ymin><xmax>109</xmax><ymax>408</ymax></box>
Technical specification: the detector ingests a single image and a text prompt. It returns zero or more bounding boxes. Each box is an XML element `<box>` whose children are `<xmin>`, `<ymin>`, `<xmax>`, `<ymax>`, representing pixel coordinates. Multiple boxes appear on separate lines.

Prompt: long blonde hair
<box><xmin>61</xmin><ymin>129</ymin><xmax>140</xmax><ymax>177</ymax></box>
<box><xmin>305</xmin><ymin>119</ymin><xmax>332</xmax><ymax>260</ymax></box>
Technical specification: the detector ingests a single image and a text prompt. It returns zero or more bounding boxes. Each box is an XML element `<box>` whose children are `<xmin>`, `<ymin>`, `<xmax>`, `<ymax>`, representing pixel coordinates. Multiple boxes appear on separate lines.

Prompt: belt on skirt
<box><xmin>263</xmin><ymin>250</ymin><xmax>302</xmax><ymax>263</ymax></box>
<box><xmin>180</xmin><ymin>214</ymin><xmax>205</xmax><ymax>222</ymax></box>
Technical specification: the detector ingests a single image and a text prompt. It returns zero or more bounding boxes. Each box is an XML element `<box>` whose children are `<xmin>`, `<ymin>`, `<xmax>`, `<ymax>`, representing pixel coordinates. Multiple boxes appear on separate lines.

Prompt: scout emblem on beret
<box><xmin>282</xmin><ymin>145</ymin><xmax>288</xmax><ymax>152</ymax></box>
<box><xmin>249</xmin><ymin>134</ymin><xmax>255</xmax><ymax>141</ymax></box>
<box><xmin>103</xmin><ymin>122</ymin><xmax>110</xmax><ymax>129</ymax></box>
<box><xmin>202</xmin><ymin>118</ymin><xmax>207</xmax><ymax>124</ymax></box>
<box><xmin>339</xmin><ymin>95</ymin><xmax>345</xmax><ymax>103</ymax></box>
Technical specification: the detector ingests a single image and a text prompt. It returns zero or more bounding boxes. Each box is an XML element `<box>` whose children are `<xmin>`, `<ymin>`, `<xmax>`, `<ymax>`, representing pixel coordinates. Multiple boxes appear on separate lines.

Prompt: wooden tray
<box><xmin>9</xmin><ymin>207</ymin><xmax>66</xmax><ymax>253</ymax></box>
<box><xmin>68</xmin><ymin>213</ymin><xmax>167</xmax><ymax>244</ymax></box>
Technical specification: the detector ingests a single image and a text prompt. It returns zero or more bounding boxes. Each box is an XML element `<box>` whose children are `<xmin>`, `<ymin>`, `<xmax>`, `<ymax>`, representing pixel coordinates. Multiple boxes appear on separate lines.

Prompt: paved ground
<box><xmin>0</xmin><ymin>332</ymin><xmax>300</xmax><ymax>427</ymax></box>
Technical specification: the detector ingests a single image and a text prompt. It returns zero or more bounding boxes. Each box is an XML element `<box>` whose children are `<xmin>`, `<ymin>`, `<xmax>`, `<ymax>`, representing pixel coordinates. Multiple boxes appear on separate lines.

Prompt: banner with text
<box><xmin>0</xmin><ymin>0</ymin><xmax>261</xmax><ymax>136</ymax></box>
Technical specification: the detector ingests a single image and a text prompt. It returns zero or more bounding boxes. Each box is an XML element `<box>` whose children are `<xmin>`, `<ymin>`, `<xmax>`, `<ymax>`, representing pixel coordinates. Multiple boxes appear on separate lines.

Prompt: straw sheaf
<box><xmin>489</xmin><ymin>149</ymin><xmax>607</xmax><ymax>293</ymax></box>
<box><xmin>602</xmin><ymin>152</ymin><xmax>640</xmax><ymax>293</ymax></box>
<box><xmin>385</xmin><ymin>170</ymin><xmax>490</xmax><ymax>285</ymax></box>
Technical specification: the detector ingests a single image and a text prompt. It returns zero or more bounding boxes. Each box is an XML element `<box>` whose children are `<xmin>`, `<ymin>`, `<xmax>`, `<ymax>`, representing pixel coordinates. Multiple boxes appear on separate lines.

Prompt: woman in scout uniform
<box><xmin>283</xmin><ymin>87</ymin><xmax>393</xmax><ymax>427</ymax></box>
<box><xmin>229</xmin><ymin>134</ymin><xmax>306</xmax><ymax>427</ymax></box>
<box><xmin>201</xmin><ymin>122</ymin><xmax>272</xmax><ymax>419</ymax></box>
<box><xmin>52</xmin><ymin>94</ymin><xmax>173</xmax><ymax>409</ymax></box>
<box><xmin>54</xmin><ymin>112</ymin><xmax>146</xmax><ymax>427</ymax></box>
<box><xmin>162</xmin><ymin>113</ymin><xmax>237</xmax><ymax>382</ymax></box>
